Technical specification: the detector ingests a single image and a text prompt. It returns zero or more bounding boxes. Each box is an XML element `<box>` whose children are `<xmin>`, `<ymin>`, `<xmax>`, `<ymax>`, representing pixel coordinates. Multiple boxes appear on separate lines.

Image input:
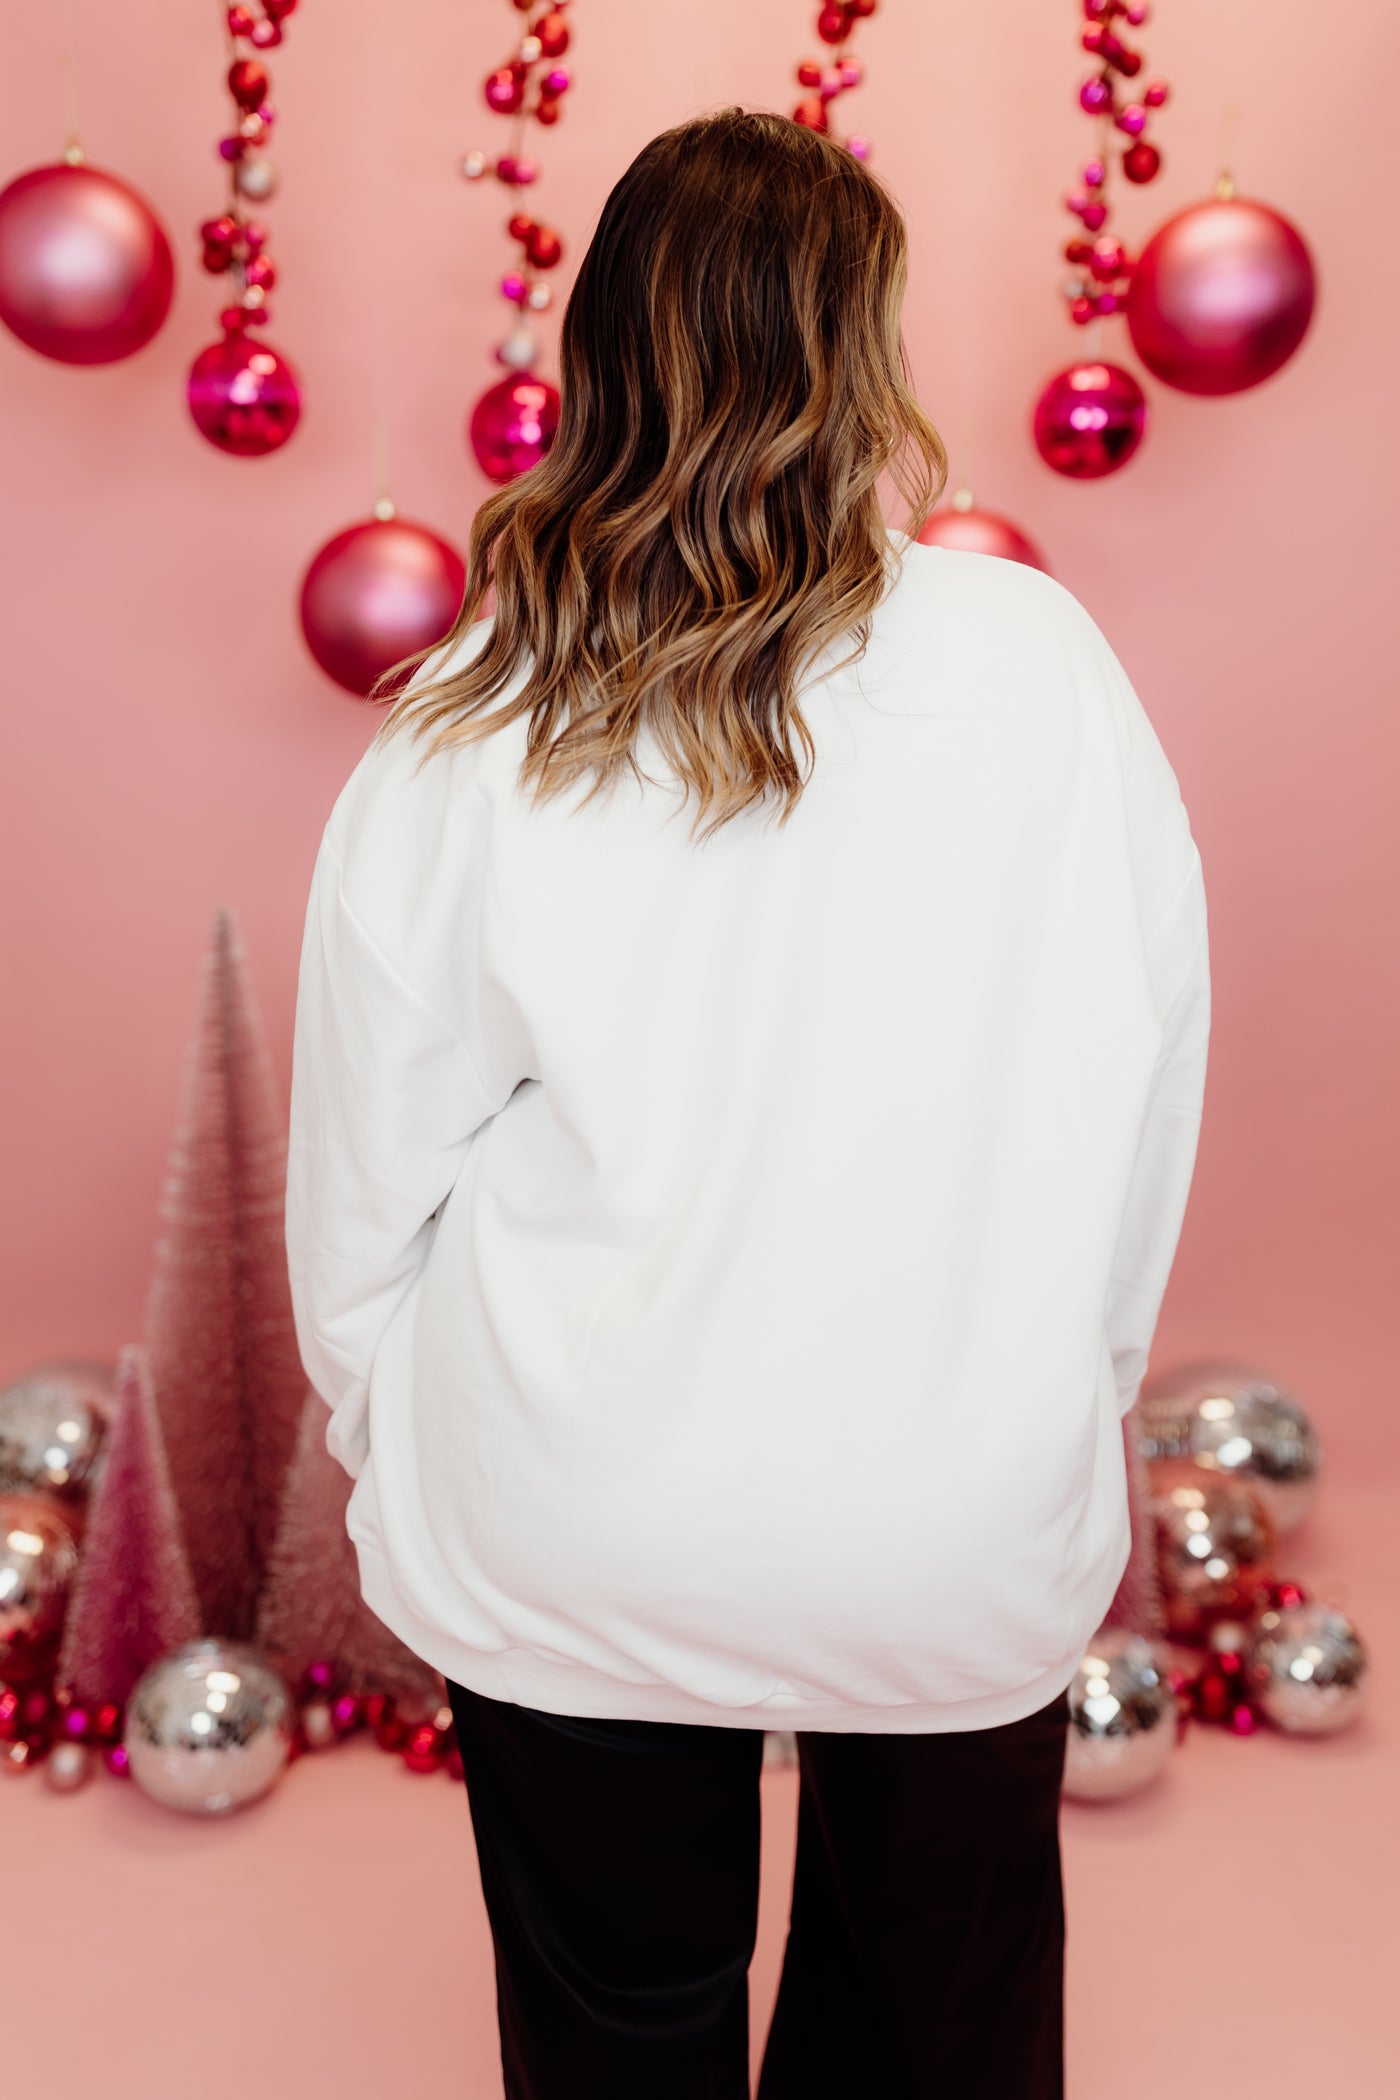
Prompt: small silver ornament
<box><xmin>460</xmin><ymin>150</ymin><xmax>489</xmax><ymax>180</ymax></box>
<box><xmin>1139</xmin><ymin>1361</ymin><xmax>1322</xmax><ymax>1531</ymax></box>
<box><xmin>1063</xmin><ymin>1627</ymin><xmax>1178</xmax><ymax>1802</ymax></box>
<box><xmin>0</xmin><ymin>1362</ymin><xmax>113</xmax><ymax>1498</ymax></box>
<box><xmin>0</xmin><ymin>1494</ymin><xmax>80</xmax><ymax>1682</ymax></box>
<box><xmin>299</xmin><ymin>1698</ymin><xmax>336</xmax><ymax>1751</ymax></box>
<box><xmin>1247</xmin><ymin>1599</ymin><xmax>1368</xmax><ymax>1735</ymax></box>
<box><xmin>497</xmin><ymin>322</ymin><xmax>539</xmax><ymax>371</ymax></box>
<box><xmin>235</xmin><ymin>155</ymin><xmax>278</xmax><ymax>202</ymax></box>
<box><xmin>526</xmin><ymin>282</ymin><xmax>552</xmax><ymax>311</ymax></box>
<box><xmin>125</xmin><ymin>1639</ymin><xmax>293</xmax><ymax>1816</ymax></box>
<box><xmin>45</xmin><ymin>1740</ymin><xmax>94</xmax><ymax>1792</ymax></box>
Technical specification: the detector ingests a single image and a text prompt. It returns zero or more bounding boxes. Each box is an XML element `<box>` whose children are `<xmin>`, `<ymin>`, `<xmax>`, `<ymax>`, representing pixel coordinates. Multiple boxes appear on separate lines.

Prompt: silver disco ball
<box><xmin>1247</xmin><ymin>1599</ymin><xmax>1369</xmax><ymax>1736</ymax></box>
<box><xmin>1063</xmin><ymin>1627</ymin><xmax>1178</xmax><ymax>1802</ymax></box>
<box><xmin>125</xmin><ymin>1640</ymin><xmax>294</xmax><ymax>1815</ymax></box>
<box><xmin>1138</xmin><ymin>1361</ymin><xmax>1321</xmax><ymax>1531</ymax></box>
<box><xmin>0</xmin><ymin>1362</ymin><xmax>114</xmax><ymax>1499</ymax></box>
<box><xmin>0</xmin><ymin>1493</ymin><xmax>80</xmax><ymax>1683</ymax></box>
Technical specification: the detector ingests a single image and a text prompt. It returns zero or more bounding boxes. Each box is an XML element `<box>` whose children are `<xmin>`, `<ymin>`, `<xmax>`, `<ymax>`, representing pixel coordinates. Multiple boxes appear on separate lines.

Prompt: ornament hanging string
<box><xmin>789</xmin><ymin>0</ymin><xmax>878</xmax><ymax>156</ymax></box>
<box><xmin>1062</xmin><ymin>1</ymin><xmax>1171</xmax><ymax>330</ymax></box>
<box><xmin>460</xmin><ymin>3</ymin><xmax>575</xmax><ymax>483</ymax></box>
<box><xmin>187</xmin><ymin>3</ymin><xmax>302</xmax><ymax>456</ymax></box>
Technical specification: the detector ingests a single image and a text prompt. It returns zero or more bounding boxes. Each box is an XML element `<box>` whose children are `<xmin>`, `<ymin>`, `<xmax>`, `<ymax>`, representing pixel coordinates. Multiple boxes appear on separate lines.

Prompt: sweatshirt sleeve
<box><xmin>1105</xmin><ymin>854</ymin><xmax>1210</xmax><ymax>1415</ymax></box>
<box><xmin>285</xmin><ymin>832</ymin><xmax>501</xmax><ymax>1479</ymax></box>
<box><xmin>1097</xmin><ymin>634</ymin><xmax>1212</xmax><ymax>1418</ymax></box>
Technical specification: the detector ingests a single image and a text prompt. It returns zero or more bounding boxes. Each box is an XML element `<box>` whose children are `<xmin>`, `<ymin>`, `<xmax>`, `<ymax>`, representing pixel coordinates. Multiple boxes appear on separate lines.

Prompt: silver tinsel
<box><xmin>125</xmin><ymin>1639</ymin><xmax>293</xmax><ymax>1815</ymax></box>
<box><xmin>1063</xmin><ymin>1627</ymin><xmax>1178</xmax><ymax>1802</ymax></box>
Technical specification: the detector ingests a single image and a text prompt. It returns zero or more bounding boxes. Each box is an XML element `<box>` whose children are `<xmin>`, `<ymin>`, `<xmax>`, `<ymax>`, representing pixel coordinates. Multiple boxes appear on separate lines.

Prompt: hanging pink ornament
<box><xmin>0</xmin><ymin>162</ymin><xmax>174</xmax><ymax>365</ymax></box>
<box><xmin>299</xmin><ymin>516</ymin><xmax>467</xmax><ymax>698</ymax></box>
<box><xmin>485</xmin><ymin>67</ymin><xmax>525</xmax><ymax>115</ymax></box>
<box><xmin>469</xmin><ymin>373</ymin><xmax>560</xmax><ymax>483</ymax></box>
<box><xmin>1032</xmin><ymin>361</ymin><xmax>1147</xmax><ymax>479</ymax></box>
<box><xmin>1079</xmin><ymin>75</ymin><xmax>1112</xmax><ymax>114</ymax></box>
<box><xmin>1127</xmin><ymin>194</ymin><xmax>1317</xmax><ymax>396</ymax></box>
<box><xmin>187</xmin><ymin>331</ymin><xmax>301</xmax><ymax>455</ymax></box>
<box><xmin>917</xmin><ymin>499</ymin><xmax>1049</xmax><ymax>572</ymax></box>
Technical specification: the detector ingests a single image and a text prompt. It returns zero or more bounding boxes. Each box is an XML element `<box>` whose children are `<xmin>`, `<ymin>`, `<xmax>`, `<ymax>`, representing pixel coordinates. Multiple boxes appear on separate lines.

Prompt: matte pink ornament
<box><xmin>256</xmin><ymin>1388</ymin><xmax>443</xmax><ymax>1701</ymax></box>
<box><xmin>144</xmin><ymin>910</ymin><xmax>310</xmax><ymax>1638</ymax></box>
<box><xmin>187</xmin><ymin>331</ymin><xmax>301</xmax><ymax>455</ymax></box>
<box><xmin>469</xmin><ymin>373</ymin><xmax>560</xmax><ymax>483</ymax></box>
<box><xmin>1127</xmin><ymin>195</ymin><xmax>1317</xmax><ymax>396</ymax></box>
<box><xmin>1032</xmin><ymin>360</ymin><xmax>1147</xmax><ymax>479</ymax></box>
<box><xmin>916</xmin><ymin>502</ymin><xmax>1049</xmax><ymax>572</ymax></box>
<box><xmin>299</xmin><ymin>515</ymin><xmax>467</xmax><ymax>697</ymax></box>
<box><xmin>57</xmin><ymin>1347</ymin><xmax>202</xmax><ymax>1710</ymax></box>
<box><xmin>0</xmin><ymin>162</ymin><xmax>174</xmax><ymax>365</ymax></box>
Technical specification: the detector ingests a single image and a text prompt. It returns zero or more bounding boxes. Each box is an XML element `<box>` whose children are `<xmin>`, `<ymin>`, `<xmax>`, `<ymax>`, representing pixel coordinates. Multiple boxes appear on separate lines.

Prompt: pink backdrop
<box><xmin>3</xmin><ymin>1</ymin><xmax>1396</xmax><ymax>1477</ymax></box>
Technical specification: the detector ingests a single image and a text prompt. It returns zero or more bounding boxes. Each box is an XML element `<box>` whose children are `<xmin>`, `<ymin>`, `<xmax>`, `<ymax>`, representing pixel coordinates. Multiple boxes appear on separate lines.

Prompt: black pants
<box><xmin>444</xmin><ymin>1677</ymin><xmax>1070</xmax><ymax>2099</ymax></box>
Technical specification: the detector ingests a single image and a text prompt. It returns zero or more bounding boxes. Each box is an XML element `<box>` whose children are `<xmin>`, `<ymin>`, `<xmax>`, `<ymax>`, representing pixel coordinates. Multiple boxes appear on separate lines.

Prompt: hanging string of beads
<box><xmin>460</xmin><ymin>2</ymin><xmax>574</xmax><ymax>482</ymax></box>
<box><xmin>1062</xmin><ymin>2</ymin><xmax>1169</xmax><ymax>330</ymax></box>
<box><xmin>1031</xmin><ymin>1</ymin><xmax>1170</xmax><ymax>481</ymax></box>
<box><xmin>790</xmin><ymin>0</ymin><xmax>878</xmax><ymax>157</ymax></box>
<box><xmin>186</xmin><ymin>3</ymin><xmax>303</xmax><ymax>457</ymax></box>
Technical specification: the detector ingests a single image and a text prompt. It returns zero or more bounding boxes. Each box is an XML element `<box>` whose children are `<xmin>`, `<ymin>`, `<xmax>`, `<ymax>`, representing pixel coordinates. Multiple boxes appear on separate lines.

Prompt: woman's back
<box><xmin>287</xmin><ymin>532</ymin><xmax>1207</xmax><ymax>1732</ymax></box>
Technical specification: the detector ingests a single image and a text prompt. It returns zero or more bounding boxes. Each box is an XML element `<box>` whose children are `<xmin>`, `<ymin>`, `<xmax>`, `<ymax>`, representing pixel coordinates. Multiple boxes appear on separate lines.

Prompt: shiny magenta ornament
<box><xmin>1127</xmin><ymin>193</ymin><xmax>1317</xmax><ymax>396</ymax></box>
<box><xmin>469</xmin><ymin>373</ymin><xmax>560</xmax><ymax>482</ymax></box>
<box><xmin>0</xmin><ymin>162</ymin><xmax>174</xmax><ymax>365</ymax></box>
<box><xmin>299</xmin><ymin>515</ymin><xmax>467</xmax><ymax>698</ymax></box>
<box><xmin>917</xmin><ymin>498</ymin><xmax>1048</xmax><ymax>573</ymax></box>
<box><xmin>187</xmin><ymin>331</ymin><xmax>302</xmax><ymax>455</ymax></box>
<box><xmin>1032</xmin><ymin>361</ymin><xmax>1147</xmax><ymax>479</ymax></box>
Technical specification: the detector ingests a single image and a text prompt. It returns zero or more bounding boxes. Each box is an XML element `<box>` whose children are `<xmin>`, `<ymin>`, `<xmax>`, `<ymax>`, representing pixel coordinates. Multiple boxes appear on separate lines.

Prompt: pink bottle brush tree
<box><xmin>57</xmin><ymin>1345</ymin><xmax>202</xmax><ymax>1708</ymax></box>
<box><xmin>144</xmin><ymin>910</ymin><xmax>307</xmax><ymax>1640</ymax></box>
<box><xmin>257</xmin><ymin>1387</ymin><xmax>440</xmax><ymax>1704</ymax></box>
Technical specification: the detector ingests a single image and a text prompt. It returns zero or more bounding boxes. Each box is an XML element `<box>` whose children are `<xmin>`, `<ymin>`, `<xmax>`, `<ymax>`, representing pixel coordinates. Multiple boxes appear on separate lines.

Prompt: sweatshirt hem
<box><xmin>356</xmin><ymin>1543</ymin><xmax>1084</xmax><ymax>1736</ymax></box>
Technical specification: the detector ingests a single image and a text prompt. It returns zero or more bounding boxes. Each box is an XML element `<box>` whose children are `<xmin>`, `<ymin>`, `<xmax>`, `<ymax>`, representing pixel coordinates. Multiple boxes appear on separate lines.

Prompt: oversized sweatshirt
<box><xmin>285</xmin><ymin>535</ymin><xmax>1210</xmax><ymax>1734</ymax></box>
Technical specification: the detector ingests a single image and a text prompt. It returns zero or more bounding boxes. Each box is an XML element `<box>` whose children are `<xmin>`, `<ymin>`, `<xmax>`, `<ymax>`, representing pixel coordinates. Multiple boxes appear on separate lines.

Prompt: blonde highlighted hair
<box><xmin>379</xmin><ymin>107</ymin><xmax>946</xmax><ymax>838</ymax></box>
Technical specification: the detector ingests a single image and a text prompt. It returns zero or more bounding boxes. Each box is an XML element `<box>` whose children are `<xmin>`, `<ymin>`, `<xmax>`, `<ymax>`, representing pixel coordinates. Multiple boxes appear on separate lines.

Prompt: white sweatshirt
<box><xmin>286</xmin><ymin>536</ymin><xmax>1209</xmax><ymax>1734</ymax></box>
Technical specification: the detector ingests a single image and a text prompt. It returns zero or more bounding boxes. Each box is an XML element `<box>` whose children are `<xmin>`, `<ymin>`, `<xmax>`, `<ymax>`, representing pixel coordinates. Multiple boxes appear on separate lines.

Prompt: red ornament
<box><xmin>485</xmin><ymin>67</ymin><xmax>525</xmax><ymax>114</ymax></box>
<box><xmin>469</xmin><ymin>373</ymin><xmax>560</xmax><ymax>482</ymax></box>
<box><xmin>187</xmin><ymin>331</ymin><xmax>301</xmax><ymax>455</ymax></box>
<box><xmin>299</xmin><ymin>517</ymin><xmax>467</xmax><ymax>698</ymax></box>
<box><xmin>524</xmin><ymin>223</ymin><xmax>562</xmax><ymax>269</ymax></box>
<box><xmin>0</xmin><ymin>163</ymin><xmax>174</xmax><ymax>365</ymax></box>
<box><xmin>816</xmin><ymin>6</ymin><xmax>849</xmax><ymax>42</ymax></box>
<box><xmin>1032</xmin><ymin>361</ymin><xmax>1147</xmax><ymax>479</ymax></box>
<box><xmin>1122</xmin><ymin>140</ymin><xmax>1161</xmax><ymax>184</ymax></box>
<box><xmin>1127</xmin><ymin>194</ymin><xmax>1316</xmax><ymax>396</ymax></box>
<box><xmin>917</xmin><ymin>501</ymin><xmax>1048</xmax><ymax>572</ymax></box>
<box><xmin>535</xmin><ymin>9</ymin><xmax>570</xmax><ymax>56</ymax></box>
<box><xmin>793</xmin><ymin>97</ymin><xmax>829</xmax><ymax>131</ymax></box>
<box><xmin>228</xmin><ymin>59</ymin><xmax>270</xmax><ymax>109</ymax></box>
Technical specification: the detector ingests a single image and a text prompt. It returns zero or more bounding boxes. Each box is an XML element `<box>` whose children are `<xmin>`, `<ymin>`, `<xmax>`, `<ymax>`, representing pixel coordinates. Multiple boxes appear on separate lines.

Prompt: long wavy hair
<box><xmin>379</xmin><ymin>107</ymin><xmax>946</xmax><ymax>838</ymax></box>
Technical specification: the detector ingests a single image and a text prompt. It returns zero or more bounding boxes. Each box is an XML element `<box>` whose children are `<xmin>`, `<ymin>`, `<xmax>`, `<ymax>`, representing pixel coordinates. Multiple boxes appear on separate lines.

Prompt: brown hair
<box><xmin>379</xmin><ymin>107</ymin><xmax>945</xmax><ymax>838</ymax></box>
